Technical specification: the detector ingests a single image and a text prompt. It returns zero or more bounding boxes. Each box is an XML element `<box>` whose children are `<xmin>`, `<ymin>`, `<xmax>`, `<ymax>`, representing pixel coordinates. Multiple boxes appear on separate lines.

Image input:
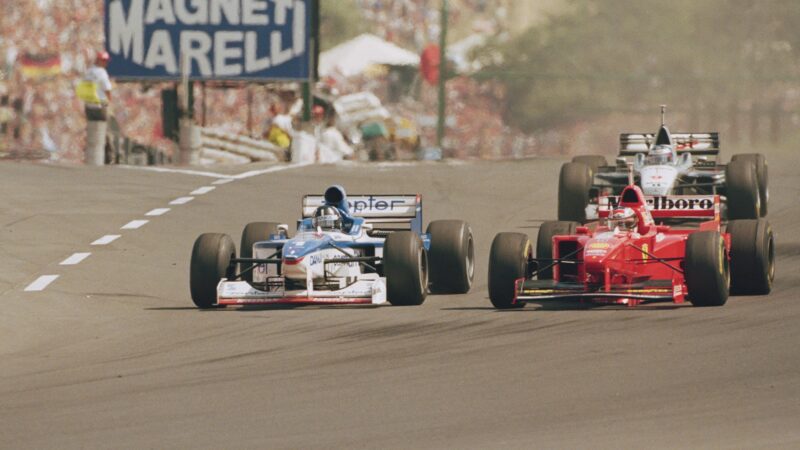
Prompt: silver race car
<box><xmin>558</xmin><ymin>108</ymin><xmax>768</xmax><ymax>222</ymax></box>
<box><xmin>189</xmin><ymin>185</ymin><xmax>474</xmax><ymax>308</ymax></box>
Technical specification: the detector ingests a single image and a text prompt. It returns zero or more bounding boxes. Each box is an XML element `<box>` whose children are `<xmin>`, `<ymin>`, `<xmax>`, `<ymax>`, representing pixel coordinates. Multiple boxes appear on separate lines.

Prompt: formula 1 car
<box><xmin>190</xmin><ymin>185</ymin><xmax>474</xmax><ymax>308</ymax></box>
<box><xmin>489</xmin><ymin>184</ymin><xmax>774</xmax><ymax>309</ymax></box>
<box><xmin>558</xmin><ymin>108</ymin><xmax>768</xmax><ymax>223</ymax></box>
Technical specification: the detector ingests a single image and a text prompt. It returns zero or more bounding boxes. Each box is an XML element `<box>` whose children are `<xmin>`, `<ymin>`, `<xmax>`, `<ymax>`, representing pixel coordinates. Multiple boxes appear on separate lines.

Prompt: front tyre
<box><xmin>384</xmin><ymin>232</ymin><xmax>428</xmax><ymax>306</ymax></box>
<box><xmin>190</xmin><ymin>233</ymin><xmax>235</xmax><ymax>309</ymax></box>
<box><xmin>727</xmin><ymin>219</ymin><xmax>775</xmax><ymax>295</ymax></box>
<box><xmin>488</xmin><ymin>232</ymin><xmax>531</xmax><ymax>309</ymax></box>
<box><xmin>685</xmin><ymin>231</ymin><xmax>730</xmax><ymax>307</ymax></box>
<box><xmin>426</xmin><ymin>220</ymin><xmax>475</xmax><ymax>294</ymax></box>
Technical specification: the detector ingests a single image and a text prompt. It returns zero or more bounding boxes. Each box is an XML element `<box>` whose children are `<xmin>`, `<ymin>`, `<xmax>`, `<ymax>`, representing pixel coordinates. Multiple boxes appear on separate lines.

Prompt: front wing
<box><xmin>515</xmin><ymin>279</ymin><xmax>685</xmax><ymax>306</ymax></box>
<box><xmin>217</xmin><ymin>277</ymin><xmax>387</xmax><ymax>306</ymax></box>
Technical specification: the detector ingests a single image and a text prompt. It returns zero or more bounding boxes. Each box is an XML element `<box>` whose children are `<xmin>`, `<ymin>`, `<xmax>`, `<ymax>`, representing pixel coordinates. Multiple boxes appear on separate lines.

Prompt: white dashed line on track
<box><xmin>91</xmin><ymin>235</ymin><xmax>121</xmax><ymax>245</ymax></box>
<box><xmin>60</xmin><ymin>252</ymin><xmax>91</xmax><ymax>265</ymax></box>
<box><xmin>25</xmin><ymin>275</ymin><xmax>59</xmax><ymax>292</ymax></box>
<box><xmin>212</xmin><ymin>178</ymin><xmax>235</xmax><ymax>185</ymax></box>
<box><xmin>170</xmin><ymin>196</ymin><xmax>194</xmax><ymax>205</ymax></box>
<box><xmin>121</xmin><ymin>220</ymin><xmax>149</xmax><ymax>230</ymax></box>
<box><xmin>190</xmin><ymin>186</ymin><xmax>215</xmax><ymax>195</ymax></box>
<box><xmin>145</xmin><ymin>208</ymin><xmax>171</xmax><ymax>216</ymax></box>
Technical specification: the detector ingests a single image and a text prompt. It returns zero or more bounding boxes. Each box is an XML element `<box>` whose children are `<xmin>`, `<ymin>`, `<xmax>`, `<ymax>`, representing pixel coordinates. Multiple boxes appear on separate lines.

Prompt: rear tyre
<box><xmin>685</xmin><ymin>231</ymin><xmax>730</xmax><ymax>307</ymax></box>
<box><xmin>190</xmin><ymin>233</ymin><xmax>235</xmax><ymax>309</ymax></box>
<box><xmin>571</xmin><ymin>155</ymin><xmax>608</xmax><ymax>173</ymax></box>
<box><xmin>726</xmin><ymin>159</ymin><xmax>760</xmax><ymax>220</ymax></box>
<box><xmin>384</xmin><ymin>231</ymin><xmax>427</xmax><ymax>306</ymax></box>
<box><xmin>426</xmin><ymin>220</ymin><xmax>475</xmax><ymax>294</ymax></box>
<box><xmin>240</xmin><ymin>222</ymin><xmax>281</xmax><ymax>283</ymax></box>
<box><xmin>488</xmin><ymin>232</ymin><xmax>531</xmax><ymax>309</ymax></box>
<box><xmin>536</xmin><ymin>221</ymin><xmax>580</xmax><ymax>280</ymax></box>
<box><xmin>731</xmin><ymin>153</ymin><xmax>768</xmax><ymax>216</ymax></box>
<box><xmin>727</xmin><ymin>219</ymin><xmax>775</xmax><ymax>295</ymax></box>
<box><xmin>558</xmin><ymin>162</ymin><xmax>593</xmax><ymax>222</ymax></box>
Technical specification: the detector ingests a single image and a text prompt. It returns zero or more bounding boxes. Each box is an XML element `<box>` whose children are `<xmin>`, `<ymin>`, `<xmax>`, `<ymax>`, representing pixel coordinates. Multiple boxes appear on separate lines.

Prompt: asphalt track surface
<box><xmin>1</xmin><ymin>154</ymin><xmax>799</xmax><ymax>449</ymax></box>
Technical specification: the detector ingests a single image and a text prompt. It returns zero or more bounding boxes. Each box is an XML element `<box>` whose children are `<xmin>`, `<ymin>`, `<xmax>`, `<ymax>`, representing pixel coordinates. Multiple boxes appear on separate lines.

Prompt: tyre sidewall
<box><xmin>488</xmin><ymin>232</ymin><xmax>531</xmax><ymax>309</ymax></box>
<box><xmin>685</xmin><ymin>231</ymin><xmax>729</xmax><ymax>307</ymax></box>
<box><xmin>558</xmin><ymin>162</ymin><xmax>592</xmax><ymax>222</ymax></box>
<box><xmin>725</xmin><ymin>159</ymin><xmax>760</xmax><ymax>220</ymax></box>
<box><xmin>384</xmin><ymin>232</ymin><xmax>427</xmax><ymax>306</ymax></box>
<box><xmin>728</xmin><ymin>219</ymin><xmax>774</xmax><ymax>295</ymax></box>
<box><xmin>190</xmin><ymin>233</ymin><xmax>235</xmax><ymax>309</ymax></box>
<box><xmin>426</xmin><ymin>220</ymin><xmax>475</xmax><ymax>294</ymax></box>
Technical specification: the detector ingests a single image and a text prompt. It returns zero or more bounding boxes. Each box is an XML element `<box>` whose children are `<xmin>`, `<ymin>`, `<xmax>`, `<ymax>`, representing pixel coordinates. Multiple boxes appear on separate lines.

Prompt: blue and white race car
<box><xmin>190</xmin><ymin>185</ymin><xmax>474</xmax><ymax>308</ymax></box>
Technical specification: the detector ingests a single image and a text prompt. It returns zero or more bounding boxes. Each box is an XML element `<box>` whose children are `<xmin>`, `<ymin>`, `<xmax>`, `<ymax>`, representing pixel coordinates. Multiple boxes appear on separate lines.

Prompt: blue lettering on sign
<box><xmin>105</xmin><ymin>0</ymin><xmax>310</xmax><ymax>81</ymax></box>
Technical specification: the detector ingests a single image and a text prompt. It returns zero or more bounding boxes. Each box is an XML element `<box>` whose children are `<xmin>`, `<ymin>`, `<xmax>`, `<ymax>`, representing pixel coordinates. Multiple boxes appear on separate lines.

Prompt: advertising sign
<box><xmin>105</xmin><ymin>0</ymin><xmax>310</xmax><ymax>81</ymax></box>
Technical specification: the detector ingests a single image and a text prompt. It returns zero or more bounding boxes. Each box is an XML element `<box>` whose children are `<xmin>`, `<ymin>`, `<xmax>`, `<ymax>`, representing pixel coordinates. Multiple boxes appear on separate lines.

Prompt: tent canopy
<box><xmin>319</xmin><ymin>34</ymin><xmax>419</xmax><ymax>78</ymax></box>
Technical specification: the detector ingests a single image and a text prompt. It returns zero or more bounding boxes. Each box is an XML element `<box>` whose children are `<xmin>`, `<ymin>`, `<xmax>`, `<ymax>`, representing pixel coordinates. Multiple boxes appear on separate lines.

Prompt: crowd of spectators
<box><xmin>0</xmin><ymin>0</ymin><xmax>531</xmax><ymax>163</ymax></box>
<box><xmin>0</xmin><ymin>0</ymin><xmax>174</xmax><ymax>161</ymax></box>
<box><xmin>355</xmin><ymin>0</ymin><xmax>507</xmax><ymax>52</ymax></box>
<box><xmin>349</xmin><ymin>0</ymin><xmax>533</xmax><ymax>159</ymax></box>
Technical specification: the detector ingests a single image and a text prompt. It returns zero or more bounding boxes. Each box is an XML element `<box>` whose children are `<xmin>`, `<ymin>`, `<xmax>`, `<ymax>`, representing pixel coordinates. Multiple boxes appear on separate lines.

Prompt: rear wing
<box><xmin>619</xmin><ymin>132</ymin><xmax>720</xmax><ymax>156</ymax></box>
<box><xmin>599</xmin><ymin>194</ymin><xmax>720</xmax><ymax>220</ymax></box>
<box><xmin>303</xmin><ymin>194</ymin><xmax>423</xmax><ymax>234</ymax></box>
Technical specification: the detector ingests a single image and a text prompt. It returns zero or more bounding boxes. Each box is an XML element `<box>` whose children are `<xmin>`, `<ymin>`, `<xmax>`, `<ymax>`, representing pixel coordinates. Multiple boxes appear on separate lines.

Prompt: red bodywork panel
<box><xmin>516</xmin><ymin>186</ymin><xmax>730</xmax><ymax>306</ymax></box>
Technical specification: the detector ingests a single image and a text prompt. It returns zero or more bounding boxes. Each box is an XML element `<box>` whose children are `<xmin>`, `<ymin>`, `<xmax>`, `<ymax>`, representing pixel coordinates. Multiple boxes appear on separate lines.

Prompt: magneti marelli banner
<box><xmin>104</xmin><ymin>0</ymin><xmax>310</xmax><ymax>81</ymax></box>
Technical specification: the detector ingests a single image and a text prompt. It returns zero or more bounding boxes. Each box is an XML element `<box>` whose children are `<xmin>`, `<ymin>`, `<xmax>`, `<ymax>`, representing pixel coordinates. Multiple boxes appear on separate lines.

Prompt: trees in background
<box><xmin>477</xmin><ymin>0</ymin><xmax>800</xmax><ymax>134</ymax></box>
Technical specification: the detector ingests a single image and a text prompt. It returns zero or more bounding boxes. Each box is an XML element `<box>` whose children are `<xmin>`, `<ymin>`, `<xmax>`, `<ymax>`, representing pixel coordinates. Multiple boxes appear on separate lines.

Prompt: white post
<box><xmin>85</xmin><ymin>120</ymin><xmax>107</xmax><ymax>165</ymax></box>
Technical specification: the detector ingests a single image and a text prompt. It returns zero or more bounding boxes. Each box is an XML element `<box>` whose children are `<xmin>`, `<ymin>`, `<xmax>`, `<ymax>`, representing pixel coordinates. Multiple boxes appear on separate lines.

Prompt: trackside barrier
<box><xmin>107</xmin><ymin>124</ymin><xmax>170</xmax><ymax>166</ymax></box>
<box><xmin>200</xmin><ymin>127</ymin><xmax>285</xmax><ymax>163</ymax></box>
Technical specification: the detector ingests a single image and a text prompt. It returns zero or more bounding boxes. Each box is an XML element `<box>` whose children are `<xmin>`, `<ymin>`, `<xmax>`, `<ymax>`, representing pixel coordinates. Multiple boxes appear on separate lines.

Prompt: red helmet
<box><xmin>96</xmin><ymin>51</ymin><xmax>110</xmax><ymax>63</ymax></box>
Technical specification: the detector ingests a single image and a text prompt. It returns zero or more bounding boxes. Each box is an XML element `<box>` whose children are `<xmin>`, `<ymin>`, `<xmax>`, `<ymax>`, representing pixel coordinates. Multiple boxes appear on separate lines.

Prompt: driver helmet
<box><xmin>608</xmin><ymin>207</ymin><xmax>638</xmax><ymax>231</ymax></box>
<box><xmin>312</xmin><ymin>205</ymin><xmax>343</xmax><ymax>231</ymax></box>
<box><xmin>96</xmin><ymin>51</ymin><xmax>110</xmax><ymax>65</ymax></box>
<box><xmin>647</xmin><ymin>144</ymin><xmax>673</xmax><ymax>164</ymax></box>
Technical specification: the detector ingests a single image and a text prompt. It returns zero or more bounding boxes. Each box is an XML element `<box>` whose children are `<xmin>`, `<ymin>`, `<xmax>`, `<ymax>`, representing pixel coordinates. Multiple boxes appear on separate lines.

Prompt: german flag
<box><xmin>18</xmin><ymin>53</ymin><xmax>61</xmax><ymax>79</ymax></box>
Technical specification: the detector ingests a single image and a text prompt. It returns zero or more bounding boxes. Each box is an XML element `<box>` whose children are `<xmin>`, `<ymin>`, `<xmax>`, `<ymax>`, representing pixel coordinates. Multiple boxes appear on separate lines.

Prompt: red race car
<box><xmin>488</xmin><ymin>184</ymin><xmax>774</xmax><ymax>309</ymax></box>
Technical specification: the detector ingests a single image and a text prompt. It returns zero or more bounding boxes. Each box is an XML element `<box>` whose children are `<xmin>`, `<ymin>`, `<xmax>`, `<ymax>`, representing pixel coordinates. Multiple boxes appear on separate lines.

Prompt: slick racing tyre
<box><xmin>725</xmin><ymin>159</ymin><xmax>760</xmax><ymax>220</ymax></box>
<box><xmin>190</xmin><ymin>233</ymin><xmax>235</xmax><ymax>309</ymax></box>
<box><xmin>536</xmin><ymin>221</ymin><xmax>580</xmax><ymax>280</ymax></box>
<box><xmin>426</xmin><ymin>220</ymin><xmax>475</xmax><ymax>294</ymax></box>
<box><xmin>240</xmin><ymin>222</ymin><xmax>281</xmax><ymax>283</ymax></box>
<box><xmin>488</xmin><ymin>232</ymin><xmax>531</xmax><ymax>309</ymax></box>
<box><xmin>727</xmin><ymin>219</ymin><xmax>775</xmax><ymax>295</ymax></box>
<box><xmin>384</xmin><ymin>231</ymin><xmax>428</xmax><ymax>306</ymax></box>
<box><xmin>558</xmin><ymin>162</ymin><xmax>593</xmax><ymax>222</ymax></box>
<box><xmin>685</xmin><ymin>231</ymin><xmax>730</xmax><ymax>307</ymax></box>
<box><xmin>731</xmin><ymin>153</ymin><xmax>768</xmax><ymax>216</ymax></box>
<box><xmin>571</xmin><ymin>155</ymin><xmax>608</xmax><ymax>174</ymax></box>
